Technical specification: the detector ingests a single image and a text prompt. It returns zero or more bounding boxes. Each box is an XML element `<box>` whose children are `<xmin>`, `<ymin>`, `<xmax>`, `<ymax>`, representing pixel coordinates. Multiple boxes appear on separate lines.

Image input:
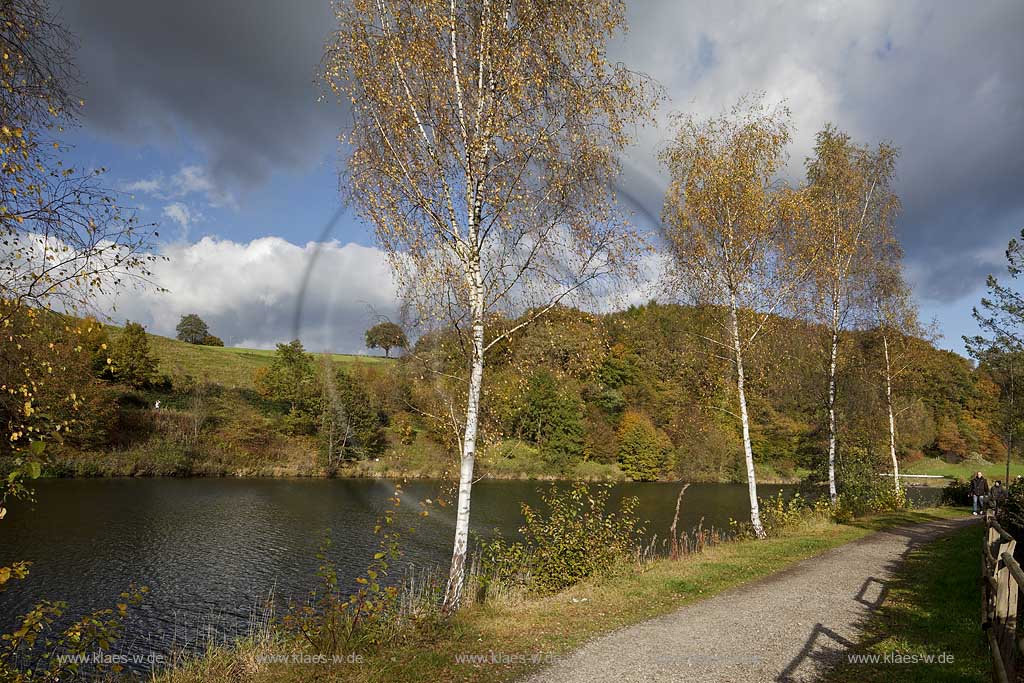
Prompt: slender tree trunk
<box><xmin>827</xmin><ymin>298</ymin><xmax>840</xmax><ymax>503</ymax></box>
<box><xmin>882</xmin><ymin>333</ymin><xmax>899</xmax><ymax>492</ymax></box>
<box><xmin>1008</xmin><ymin>360</ymin><xmax>1015</xmax><ymax>485</ymax></box>
<box><xmin>730</xmin><ymin>295</ymin><xmax>765</xmax><ymax>539</ymax></box>
<box><xmin>442</xmin><ymin>259</ymin><xmax>485</xmax><ymax>614</ymax></box>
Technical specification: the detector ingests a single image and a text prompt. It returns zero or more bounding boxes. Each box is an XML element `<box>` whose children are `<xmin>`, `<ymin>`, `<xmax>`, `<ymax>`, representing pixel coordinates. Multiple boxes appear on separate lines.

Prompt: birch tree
<box><xmin>868</xmin><ymin>262</ymin><xmax>922</xmax><ymax>492</ymax></box>
<box><xmin>800</xmin><ymin>128</ymin><xmax>898</xmax><ymax>502</ymax></box>
<box><xmin>322</xmin><ymin>0</ymin><xmax>654</xmax><ymax>612</ymax></box>
<box><xmin>660</xmin><ymin>99</ymin><xmax>802</xmax><ymax>539</ymax></box>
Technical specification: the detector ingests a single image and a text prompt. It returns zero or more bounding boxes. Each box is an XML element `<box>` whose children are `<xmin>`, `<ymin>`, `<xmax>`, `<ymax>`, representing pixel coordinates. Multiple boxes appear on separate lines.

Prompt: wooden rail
<box><xmin>983</xmin><ymin>512</ymin><xmax>1021</xmax><ymax>682</ymax></box>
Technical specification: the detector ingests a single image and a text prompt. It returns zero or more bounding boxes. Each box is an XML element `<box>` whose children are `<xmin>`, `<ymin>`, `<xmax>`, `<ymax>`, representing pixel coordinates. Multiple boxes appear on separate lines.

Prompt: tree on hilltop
<box><xmin>365</xmin><ymin>321</ymin><xmax>407</xmax><ymax>358</ymax></box>
<box><xmin>176</xmin><ymin>314</ymin><xmax>210</xmax><ymax>345</ymax></box>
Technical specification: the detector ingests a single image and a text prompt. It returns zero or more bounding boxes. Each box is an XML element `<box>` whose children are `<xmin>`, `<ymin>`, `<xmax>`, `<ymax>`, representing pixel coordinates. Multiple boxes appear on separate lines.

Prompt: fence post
<box><xmin>1000</xmin><ymin>538</ymin><xmax>1018</xmax><ymax>680</ymax></box>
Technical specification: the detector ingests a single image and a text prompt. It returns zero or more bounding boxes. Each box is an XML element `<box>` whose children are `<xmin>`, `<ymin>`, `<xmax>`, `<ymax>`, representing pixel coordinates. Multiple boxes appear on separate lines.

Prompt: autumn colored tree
<box><xmin>867</xmin><ymin>260</ymin><xmax>925</xmax><ymax>492</ymax></box>
<box><xmin>0</xmin><ymin>0</ymin><xmax>158</xmax><ymax>555</ymax></box>
<box><xmin>323</xmin><ymin>0</ymin><xmax>655</xmax><ymax>610</ymax></box>
<box><xmin>0</xmin><ymin>0</ymin><xmax>157</xmax><ymax>317</ymax></box>
<box><xmin>797</xmin><ymin>127</ymin><xmax>899</xmax><ymax>502</ymax></box>
<box><xmin>617</xmin><ymin>410</ymin><xmax>672</xmax><ymax>481</ymax></box>
<box><xmin>364</xmin><ymin>321</ymin><xmax>407</xmax><ymax>358</ymax></box>
<box><xmin>661</xmin><ymin>98</ymin><xmax>805</xmax><ymax>538</ymax></box>
<box><xmin>176</xmin><ymin>314</ymin><xmax>210</xmax><ymax>345</ymax></box>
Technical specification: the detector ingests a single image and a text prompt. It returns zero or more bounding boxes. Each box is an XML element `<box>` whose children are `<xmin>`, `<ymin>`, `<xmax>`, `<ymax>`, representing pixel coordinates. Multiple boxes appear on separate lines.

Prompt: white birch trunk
<box><xmin>882</xmin><ymin>333</ymin><xmax>899</xmax><ymax>492</ymax></box>
<box><xmin>730</xmin><ymin>294</ymin><xmax>765</xmax><ymax>539</ymax></box>
<box><xmin>827</xmin><ymin>299</ymin><xmax>840</xmax><ymax>503</ymax></box>
<box><xmin>442</xmin><ymin>257</ymin><xmax>485</xmax><ymax>614</ymax></box>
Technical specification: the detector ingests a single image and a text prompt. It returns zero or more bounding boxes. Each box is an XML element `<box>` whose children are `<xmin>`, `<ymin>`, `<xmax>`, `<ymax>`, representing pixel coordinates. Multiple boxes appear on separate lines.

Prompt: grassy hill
<box><xmin>45</xmin><ymin>328</ymin><xmax>423</xmax><ymax>479</ymax></box>
<box><xmin>109</xmin><ymin>327</ymin><xmax>390</xmax><ymax>390</ymax></box>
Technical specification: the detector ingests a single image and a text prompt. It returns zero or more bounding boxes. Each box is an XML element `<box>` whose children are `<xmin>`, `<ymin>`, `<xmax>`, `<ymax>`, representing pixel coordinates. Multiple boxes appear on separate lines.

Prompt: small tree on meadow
<box><xmin>111</xmin><ymin>322</ymin><xmax>158</xmax><ymax>389</ymax></box>
<box><xmin>255</xmin><ymin>340</ymin><xmax>318</xmax><ymax>434</ymax></box>
<box><xmin>365</xmin><ymin>321</ymin><xmax>407</xmax><ymax>358</ymax></box>
<box><xmin>175</xmin><ymin>314</ymin><xmax>210</xmax><ymax>345</ymax></box>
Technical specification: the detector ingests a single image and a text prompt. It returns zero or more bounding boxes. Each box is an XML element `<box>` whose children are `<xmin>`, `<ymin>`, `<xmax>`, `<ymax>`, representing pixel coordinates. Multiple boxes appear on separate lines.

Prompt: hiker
<box><xmin>990</xmin><ymin>480</ymin><xmax>1006</xmax><ymax>511</ymax></box>
<box><xmin>971</xmin><ymin>471</ymin><xmax>989</xmax><ymax>515</ymax></box>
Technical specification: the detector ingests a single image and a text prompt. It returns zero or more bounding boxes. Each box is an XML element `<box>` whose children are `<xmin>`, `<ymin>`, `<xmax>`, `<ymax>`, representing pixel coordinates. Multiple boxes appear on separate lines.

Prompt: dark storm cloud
<box><xmin>610</xmin><ymin>0</ymin><xmax>1024</xmax><ymax>305</ymax></box>
<box><xmin>59</xmin><ymin>0</ymin><xmax>1024</xmax><ymax>348</ymax></box>
<box><xmin>55</xmin><ymin>0</ymin><xmax>341</xmax><ymax>192</ymax></box>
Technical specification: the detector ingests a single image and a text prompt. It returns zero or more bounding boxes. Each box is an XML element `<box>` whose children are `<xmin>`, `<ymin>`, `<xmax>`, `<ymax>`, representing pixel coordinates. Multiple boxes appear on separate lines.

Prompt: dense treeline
<box><xmin>384</xmin><ymin>302</ymin><xmax>1004</xmax><ymax>482</ymax></box>
<box><xmin>14</xmin><ymin>301</ymin><xmax>1003</xmax><ymax>488</ymax></box>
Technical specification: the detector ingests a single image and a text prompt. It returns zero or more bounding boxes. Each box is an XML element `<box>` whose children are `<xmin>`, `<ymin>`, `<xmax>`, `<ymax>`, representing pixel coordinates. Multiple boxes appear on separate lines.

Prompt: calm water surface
<box><xmin>0</xmin><ymin>478</ymin><xmax>940</xmax><ymax>664</ymax></box>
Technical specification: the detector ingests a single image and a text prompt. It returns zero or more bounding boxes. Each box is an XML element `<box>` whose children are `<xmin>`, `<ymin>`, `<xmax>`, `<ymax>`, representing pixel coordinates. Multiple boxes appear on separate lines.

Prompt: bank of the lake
<box><xmin>0</xmin><ymin>478</ymin><xmax>946</xmax><ymax>672</ymax></box>
<box><xmin>0</xmin><ymin>478</ymin><xmax>815</xmax><ymax>658</ymax></box>
<box><xmin>158</xmin><ymin>508</ymin><xmax>972</xmax><ymax>683</ymax></box>
<box><xmin>38</xmin><ymin>451</ymin><xmax>808</xmax><ymax>484</ymax></box>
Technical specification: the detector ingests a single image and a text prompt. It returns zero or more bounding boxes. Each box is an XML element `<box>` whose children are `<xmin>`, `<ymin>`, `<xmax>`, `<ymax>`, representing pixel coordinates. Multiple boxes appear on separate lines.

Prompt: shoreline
<box><xmin>31</xmin><ymin>454</ymin><xmax>808</xmax><ymax>485</ymax></box>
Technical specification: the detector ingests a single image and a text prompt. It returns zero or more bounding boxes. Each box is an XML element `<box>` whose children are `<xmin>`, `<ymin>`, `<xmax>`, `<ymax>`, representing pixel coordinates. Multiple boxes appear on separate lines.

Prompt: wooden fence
<box><xmin>984</xmin><ymin>512</ymin><xmax>1023</xmax><ymax>682</ymax></box>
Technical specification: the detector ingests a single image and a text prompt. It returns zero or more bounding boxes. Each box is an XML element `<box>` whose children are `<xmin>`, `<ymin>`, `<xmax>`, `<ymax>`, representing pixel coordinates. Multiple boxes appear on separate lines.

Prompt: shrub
<box><xmin>757</xmin><ymin>491</ymin><xmax>831</xmax><ymax>536</ymax></box>
<box><xmin>282</xmin><ymin>491</ymin><xmax>407</xmax><ymax>653</ymax></box>
<box><xmin>940</xmin><ymin>478</ymin><xmax>972</xmax><ymax>506</ymax></box>
<box><xmin>479</xmin><ymin>482</ymin><xmax>645</xmax><ymax>595</ymax></box>
<box><xmin>997</xmin><ymin>479</ymin><xmax>1024</xmax><ymax>539</ymax></box>
<box><xmin>0</xmin><ymin>581</ymin><xmax>146</xmax><ymax>681</ymax></box>
<box><xmin>202</xmin><ymin>334</ymin><xmax>224</xmax><ymax>347</ymax></box>
<box><xmin>617</xmin><ymin>410</ymin><xmax>672</xmax><ymax>481</ymax></box>
<box><xmin>802</xmin><ymin>445</ymin><xmax>908</xmax><ymax>518</ymax></box>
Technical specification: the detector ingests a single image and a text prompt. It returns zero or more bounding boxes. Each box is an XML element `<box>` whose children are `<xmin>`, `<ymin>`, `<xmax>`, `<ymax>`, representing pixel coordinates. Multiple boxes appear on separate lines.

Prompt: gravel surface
<box><xmin>526</xmin><ymin>516</ymin><xmax>978</xmax><ymax>683</ymax></box>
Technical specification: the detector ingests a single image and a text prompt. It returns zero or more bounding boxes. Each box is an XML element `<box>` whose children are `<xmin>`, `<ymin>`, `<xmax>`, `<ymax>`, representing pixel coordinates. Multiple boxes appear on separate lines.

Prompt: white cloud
<box><xmin>105</xmin><ymin>236</ymin><xmax>399</xmax><ymax>353</ymax></box>
<box><xmin>161</xmin><ymin>202</ymin><xmax>195</xmax><ymax>238</ymax></box>
<box><xmin>123</xmin><ymin>164</ymin><xmax>236</xmax><ymax>210</ymax></box>
<box><xmin>124</xmin><ymin>178</ymin><xmax>162</xmax><ymax>194</ymax></box>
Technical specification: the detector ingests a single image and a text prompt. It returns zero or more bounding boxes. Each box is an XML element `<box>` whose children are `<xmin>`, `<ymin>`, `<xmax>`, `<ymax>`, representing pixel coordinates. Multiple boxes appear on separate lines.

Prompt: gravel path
<box><xmin>526</xmin><ymin>515</ymin><xmax>978</xmax><ymax>683</ymax></box>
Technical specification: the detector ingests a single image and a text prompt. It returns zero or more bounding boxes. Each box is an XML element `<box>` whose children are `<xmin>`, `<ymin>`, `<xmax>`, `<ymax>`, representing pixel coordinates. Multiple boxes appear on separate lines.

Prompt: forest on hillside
<box><xmin>5</xmin><ymin>301</ymin><xmax>1006</xmax><ymax>486</ymax></box>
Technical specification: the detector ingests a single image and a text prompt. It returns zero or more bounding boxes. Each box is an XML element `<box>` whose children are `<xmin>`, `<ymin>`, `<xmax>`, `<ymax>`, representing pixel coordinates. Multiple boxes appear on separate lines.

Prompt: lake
<box><xmin>0</xmin><ymin>478</ymin><xmax>941</xmax><ymax>665</ymax></box>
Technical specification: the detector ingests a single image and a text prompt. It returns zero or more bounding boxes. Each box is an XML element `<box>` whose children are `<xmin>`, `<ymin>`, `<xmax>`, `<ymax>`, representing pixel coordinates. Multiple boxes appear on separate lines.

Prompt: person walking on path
<box><xmin>990</xmin><ymin>480</ymin><xmax>1006</xmax><ymax>511</ymax></box>
<box><xmin>971</xmin><ymin>471</ymin><xmax>990</xmax><ymax>515</ymax></box>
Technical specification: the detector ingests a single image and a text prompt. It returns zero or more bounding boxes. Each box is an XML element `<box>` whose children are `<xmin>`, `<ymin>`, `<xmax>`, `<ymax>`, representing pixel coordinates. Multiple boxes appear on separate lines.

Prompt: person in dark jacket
<box><xmin>990</xmin><ymin>480</ymin><xmax>1006</xmax><ymax>511</ymax></box>
<box><xmin>971</xmin><ymin>471</ymin><xmax>989</xmax><ymax>515</ymax></box>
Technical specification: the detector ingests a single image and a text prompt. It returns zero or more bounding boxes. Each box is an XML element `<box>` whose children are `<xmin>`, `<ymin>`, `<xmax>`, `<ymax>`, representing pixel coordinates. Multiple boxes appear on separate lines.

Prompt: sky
<box><xmin>52</xmin><ymin>0</ymin><xmax>1024</xmax><ymax>355</ymax></box>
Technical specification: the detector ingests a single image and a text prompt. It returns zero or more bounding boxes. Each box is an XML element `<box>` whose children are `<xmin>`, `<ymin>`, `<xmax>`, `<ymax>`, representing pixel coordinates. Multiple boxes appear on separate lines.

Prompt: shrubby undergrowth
<box><xmin>479</xmin><ymin>482</ymin><xmax>646</xmax><ymax>596</ymax></box>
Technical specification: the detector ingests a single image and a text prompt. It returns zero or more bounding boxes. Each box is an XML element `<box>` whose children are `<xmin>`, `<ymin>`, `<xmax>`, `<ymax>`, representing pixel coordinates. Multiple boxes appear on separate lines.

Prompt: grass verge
<box><xmin>158</xmin><ymin>507</ymin><xmax>970</xmax><ymax>683</ymax></box>
<box><xmin>825</xmin><ymin>520</ymin><xmax>989</xmax><ymax>682</ymax></box>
